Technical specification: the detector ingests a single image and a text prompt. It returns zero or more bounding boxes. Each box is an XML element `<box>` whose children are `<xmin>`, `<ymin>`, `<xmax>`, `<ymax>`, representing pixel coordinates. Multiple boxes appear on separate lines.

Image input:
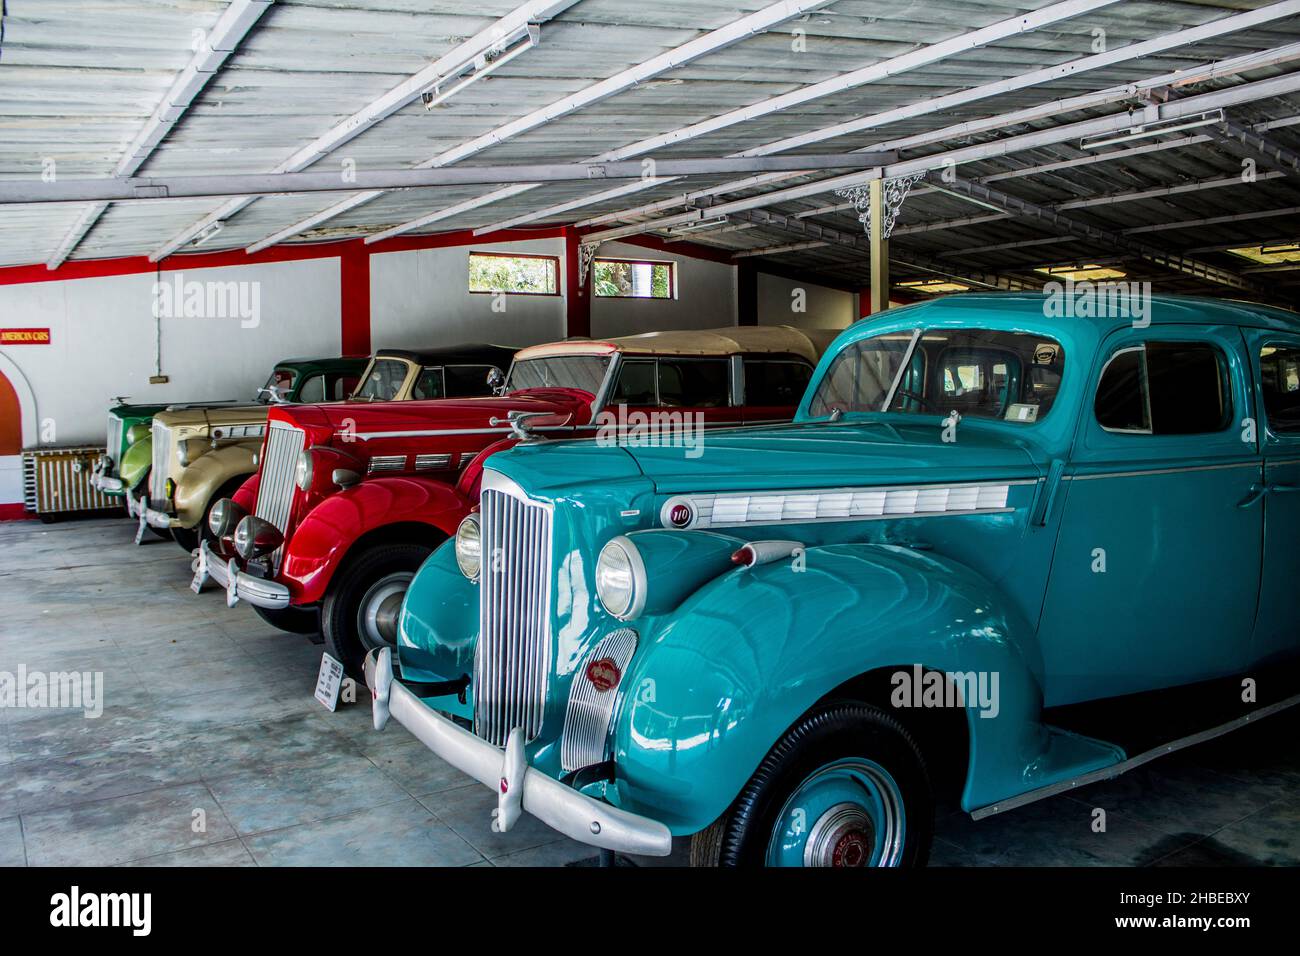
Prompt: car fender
<box><xmin>278</xmin><ymin>476</ymin><xmax>468</xmax><ymax>606</ymax></box>
<box><xmin>119</xmin><ymin>437</ymin><xmax>152</xmax><ymax>491</ymax></box>
<box><xmin>232</xmin><ymin>471</ymin><xmax>259</xmax><ymax>513</ymax></box>
<box><xmin>173</xmin><ymin>442</ymin><xmax>257</xmax><ymax>528</ymax></box>
<box><xmin>394</xmin><ymin>538</ymin><xmax>478</xmax><ymax>722</ymax></box>
<box><xmin>610</xmin><ymin>542</ymin><xmax>1095</xmax><ymax>834</ymax></box>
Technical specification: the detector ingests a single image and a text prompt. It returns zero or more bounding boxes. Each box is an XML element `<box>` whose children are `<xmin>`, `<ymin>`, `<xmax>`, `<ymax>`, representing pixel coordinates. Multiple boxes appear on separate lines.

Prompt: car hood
<box><xmin>622</xmin><ymin>418</ymin><xmax>1042</xmax><ymax>494</ymax></box>
<box><xmin>152</xmin><ymin>404</ymin><xmax>268</xmax><ymax>430</ymax></box>
<box><xmin>275</xmin><ymin>388</ymin><xmax>594</xmax><ymax>434</ymax></box>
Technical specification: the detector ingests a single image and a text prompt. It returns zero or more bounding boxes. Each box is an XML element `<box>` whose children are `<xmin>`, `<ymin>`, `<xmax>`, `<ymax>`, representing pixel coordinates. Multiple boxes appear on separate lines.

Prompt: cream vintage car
<box><xmin>134</xmin><ymin>346</ymin><xmax>511</xmax><ymax>552</ymax></box>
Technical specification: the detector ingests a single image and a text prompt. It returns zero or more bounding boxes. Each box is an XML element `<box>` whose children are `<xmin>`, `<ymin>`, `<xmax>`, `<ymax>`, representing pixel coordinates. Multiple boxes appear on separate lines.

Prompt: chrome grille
<box><xmin>474</xmin><ymin>483</ymin><xmax>553</xmax><ymax>747</ymax></box>
<box><xmin>562</xmin><ymin>628</ymin><xmax>638</xmax><ymax>772</ymax></box>
<box><xmin>149</xmin><ymin>421</ymin><xmax>171</xmax><ymax>503</ymax></box>
<box><xmin>254</xmin><ymin>421</ymin><xmax>305</xmax><ymax>571</ymax></box>
<box><xmin>106</xmin><ymin>416</ymin><xmax>124</xmax><ymax>468</ymax></box>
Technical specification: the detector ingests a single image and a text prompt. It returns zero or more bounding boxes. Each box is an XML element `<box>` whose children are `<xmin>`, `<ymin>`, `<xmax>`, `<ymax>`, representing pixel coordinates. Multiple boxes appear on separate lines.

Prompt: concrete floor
<box><xmin>0</xmin><ymin>515</ymin><xmax>1296</xmax><ymax>867</ymax></box>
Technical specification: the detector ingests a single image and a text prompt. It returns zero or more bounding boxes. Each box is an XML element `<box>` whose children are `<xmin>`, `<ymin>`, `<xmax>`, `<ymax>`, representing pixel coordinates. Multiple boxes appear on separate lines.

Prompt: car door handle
<box><xmin>1237</xmin><ymin>483</ymin><xmax>1268</xmax><ymax>508</ymax></box>
<box><xmin>1269</xmin><ymin>482</ymin><xmax>1300</xmax><ymax>494</ymax></box>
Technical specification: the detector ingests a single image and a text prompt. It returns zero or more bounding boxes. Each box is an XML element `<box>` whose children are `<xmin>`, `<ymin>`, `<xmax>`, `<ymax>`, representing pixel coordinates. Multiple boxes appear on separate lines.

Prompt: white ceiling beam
<box><xmin>552</xmin><ymin>13</ymin><xmax>1300</xmax><ymax>234</ymax></box>
<box><xmin>147</xmin><ymin>0</ymin><xmax>578</xmax><ymax>261</ymax></box>
<box><xmin>244</xmin><ymin>0</ymin><xmax>839</xmax><ymax>252</ymax></box>
<box><xmin>579</xmin><ymin>70</ymin><xmax>1300</xmax><ymax>243</ymax></box>
<box><xmin>394</xmin><ymin>0</ymin><xmax>1123</xmax><ymax>239</ymax></box>
<box><xmin>46</xmin><ymin>0</ymin><xmax>275</xmax><ymax>269</ymax></box>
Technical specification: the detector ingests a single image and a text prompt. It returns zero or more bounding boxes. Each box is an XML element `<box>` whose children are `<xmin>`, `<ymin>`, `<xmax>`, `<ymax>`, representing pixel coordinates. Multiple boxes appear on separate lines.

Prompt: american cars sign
<box><xmin>0</xmin><ymin>328</ymin><xmax>51</xmax><ymax>345</ymax></box>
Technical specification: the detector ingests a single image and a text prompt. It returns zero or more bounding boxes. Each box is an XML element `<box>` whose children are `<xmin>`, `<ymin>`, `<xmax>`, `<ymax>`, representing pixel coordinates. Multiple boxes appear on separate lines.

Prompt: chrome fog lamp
<box><xmin>595</xmin><ymin>535</ymin><xmax>646</xmax><ymax>621</ymax></box>
<box><xmin>208</xmin><ymin>498</ymin><xmax>247</xmax><ymax>538</ymax></box>
<box><xmin>295</xmin><ymin>450</ymin><xmax>314</xmax><ymax>492</ymax></box>
<box><xmin>96</xmin><ymin>453</ymin><xmax>112</xmax><ymax>471</ymax></box>
<box><xmin>455</xmin><ymin>514</ymin><xmax>481</xmax><ymax>580</ymax></box>
<box><xmin>233</xmin><ymin>515</ymin><xmax>283</xmax><ymax>560</ymax></box>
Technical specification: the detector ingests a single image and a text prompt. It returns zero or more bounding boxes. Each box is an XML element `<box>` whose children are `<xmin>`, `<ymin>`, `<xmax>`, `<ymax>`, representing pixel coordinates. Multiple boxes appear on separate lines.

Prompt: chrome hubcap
<box><xmin>804</xmin><ymin>802</ymin><xmax>875</xmax><ymax>868</ymax></box>
<box><xmin>359</xmin><ymin>572</ymin><xmax>412</xmax><ymax>650</ymax></box>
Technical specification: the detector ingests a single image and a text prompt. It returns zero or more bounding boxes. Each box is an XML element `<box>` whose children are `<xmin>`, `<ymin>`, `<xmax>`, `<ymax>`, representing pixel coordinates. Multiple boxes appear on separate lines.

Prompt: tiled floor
<box><xmin>1</xmin><ymin>516</ymin><xmax>1296</xmax><ymax>867</ymax></box>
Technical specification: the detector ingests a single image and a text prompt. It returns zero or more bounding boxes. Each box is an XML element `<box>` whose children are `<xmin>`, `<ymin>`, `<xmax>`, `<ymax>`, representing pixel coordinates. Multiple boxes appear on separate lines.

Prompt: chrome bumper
<box><xmin>192</xmin><ymin>539</ymin><xmax>291</xmax><ymax>609</ymax></box>
<box><xmin>364</xmin><ymin>647</ymin><xmax>672</xmax><ymax>857</ymax></box>
<box><xmin>89</xmin><ymin>470</ymin><xmax>123</xmax><ymax>494</ymax></box>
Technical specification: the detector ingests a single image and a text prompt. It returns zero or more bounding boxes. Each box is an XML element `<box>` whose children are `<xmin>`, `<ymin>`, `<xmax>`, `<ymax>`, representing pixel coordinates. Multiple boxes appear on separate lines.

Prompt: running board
<box><xmin>970</xmin><ymin>690</ymin><xmax>1300</xmax><ymax>821</ymax></box>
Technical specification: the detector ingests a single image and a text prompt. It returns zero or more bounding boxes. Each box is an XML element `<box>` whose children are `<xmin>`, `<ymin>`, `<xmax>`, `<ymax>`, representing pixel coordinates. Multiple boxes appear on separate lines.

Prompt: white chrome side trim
<box><xmin>661</xmin><ymin>479</ymin><xmax>1031</xmax><ymax>530</ymax></box>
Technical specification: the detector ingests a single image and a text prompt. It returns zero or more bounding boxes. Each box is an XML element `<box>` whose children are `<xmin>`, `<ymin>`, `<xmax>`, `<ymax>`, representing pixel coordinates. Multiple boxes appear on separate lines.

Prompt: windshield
<box><xmin>258</xmin><ymin>368</ymin><xmax>295</xmax><ymax>404</ymax></box>
<box><xmin>808</xmin><ymin>328</ymin><xmax>1065</xmax><ymax>423</ymax></box>
<box><xmin>507</xmin><ymin>354</ymin><xmax>612</xmax><ymax>395</ymax></box>
<box><xmin>353</xmin><ymin>358</ymin><xmax>410</xmax><ymax>401</ymax></box>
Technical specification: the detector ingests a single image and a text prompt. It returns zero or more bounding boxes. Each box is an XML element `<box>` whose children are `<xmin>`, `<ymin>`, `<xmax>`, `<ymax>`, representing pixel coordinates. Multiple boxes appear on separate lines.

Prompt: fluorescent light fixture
<box><xmin>1080</xmin><ymin>109</ymin><xmax>1225</xmax><ymax>150</ymax></box>
<box><xmin>193</xmin><ymin>221</ymin><xmax>224</xmax><ymax>246</ymax></box>
<box><xmin>421</xmin><ymin>24</ymin><xmax>540</xmax><ymax>109</ymax></box>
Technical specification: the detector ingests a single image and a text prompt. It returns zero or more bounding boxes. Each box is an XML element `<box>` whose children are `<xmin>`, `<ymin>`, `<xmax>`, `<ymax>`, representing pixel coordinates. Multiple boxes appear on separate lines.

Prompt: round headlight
<box><xmin>209</xmin><ymin>498</ymin><xmax>247</xmax><ymax>538</ymax></box>
<box><xmin>596</xmin><ymin>536</ymin><xmax>645</xmax><ymax>621</ymax></box>
<box><xmin>295</xmin><ymin>450</ymin><xmax>314</xmax><ymax>492</ymax></box>
<box><xmin>455</xmin><ymin>514</ymin><xmax>481</xmax><ymax>580</ymax></box>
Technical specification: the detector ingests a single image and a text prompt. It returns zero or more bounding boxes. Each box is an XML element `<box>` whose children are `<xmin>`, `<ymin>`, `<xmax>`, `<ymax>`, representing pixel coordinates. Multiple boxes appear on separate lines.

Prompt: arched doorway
<box><xmin>0</xmin><ymin>370</ymin><xmax>20</xmax><ymax>455</ymax></box>
<box><xmin>0</xmin><ymin>357</ymin><xmax>35</xmax><ymax>517</ymax></box>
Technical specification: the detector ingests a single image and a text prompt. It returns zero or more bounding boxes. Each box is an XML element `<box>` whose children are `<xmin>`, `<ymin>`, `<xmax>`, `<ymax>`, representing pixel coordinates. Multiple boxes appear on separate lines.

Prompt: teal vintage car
<box><xmin>365</xmin><ymin>292</ymin><xmax>1300</xmax><ymax>867</ymax></box>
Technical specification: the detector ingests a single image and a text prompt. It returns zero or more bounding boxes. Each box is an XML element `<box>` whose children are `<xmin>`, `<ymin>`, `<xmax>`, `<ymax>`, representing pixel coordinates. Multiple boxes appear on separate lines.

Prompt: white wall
<box><xmin>590</xmin><ymin>241</ymin><xmax>737</xmax><ymax>337</ymax></box>
<box><xmin>0</xmin><ymin>257</ymin><xmax>341</xmax><ymax>447</ymax></box>
<box><xmin>370</xmin><ymin>238</ymin><xmax>566</xmax><ymax>351</ymax></box>
<box><xmin>756</xmin><ymin>272</ymin><xmax>855</xmax><ymax>331</ymax></box>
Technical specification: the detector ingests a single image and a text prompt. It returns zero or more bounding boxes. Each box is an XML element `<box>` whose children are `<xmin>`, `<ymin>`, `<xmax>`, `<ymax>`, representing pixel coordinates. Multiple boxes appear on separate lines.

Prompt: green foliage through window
<box><xmin>468</xmin><ymin>253</ymin><xmax>558</xmax><ymax>294</ymax></box>
<box><xmin>593</xmin><ymin>259</ymin><xmax>673</xmax><ymax>299</ymax></box>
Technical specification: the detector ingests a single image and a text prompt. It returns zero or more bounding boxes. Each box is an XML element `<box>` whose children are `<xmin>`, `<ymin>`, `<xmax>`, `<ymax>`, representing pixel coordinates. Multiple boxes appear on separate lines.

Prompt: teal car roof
<box><xmin>881</xmin><ymin>292</ymin><xmax>1298</xmax><ymax>333</ymax></box>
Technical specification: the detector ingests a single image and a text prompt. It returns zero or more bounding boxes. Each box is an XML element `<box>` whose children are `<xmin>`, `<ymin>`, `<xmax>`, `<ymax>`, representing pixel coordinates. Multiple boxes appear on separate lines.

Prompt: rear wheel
<box><xmin>690</xmin><ymin>702</ymin><xmax>932</xmax><ymax>868</ymax></box>
<box><xmin>321</xmin><ymin>542</ymin><xmax>436</xmax><ymax>680</ymax></box>
<box><xmin>253</xmin><ymin>604</ymin><xmax>320</xmax><ymax>636</ymax></box>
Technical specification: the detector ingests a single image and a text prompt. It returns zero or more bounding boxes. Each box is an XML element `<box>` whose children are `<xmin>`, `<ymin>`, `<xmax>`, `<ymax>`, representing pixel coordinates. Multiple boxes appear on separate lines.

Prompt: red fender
<box><xmin>277</xmin><ymin>476</ymin><xmax>470</xmax><ymax>606</ymax></box>
<box><xmin>233</xmin><ymin>472</ymin><xmax>259</xmax><ymax>513</ymax></box>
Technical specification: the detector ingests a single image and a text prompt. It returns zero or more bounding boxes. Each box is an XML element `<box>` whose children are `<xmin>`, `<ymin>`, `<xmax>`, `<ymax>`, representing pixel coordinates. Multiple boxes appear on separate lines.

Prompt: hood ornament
<box><xmin>490</xmin><ymin>409</ymin><xmax>553</xmax><ymax>443</ymax></box>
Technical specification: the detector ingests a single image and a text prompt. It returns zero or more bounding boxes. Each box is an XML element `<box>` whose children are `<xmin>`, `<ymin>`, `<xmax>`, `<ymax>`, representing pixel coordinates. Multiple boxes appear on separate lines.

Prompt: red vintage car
<box><xmin>194</xmin><ymin>326</ymin><xmax>835</xmax><ymax>676</ymax></box>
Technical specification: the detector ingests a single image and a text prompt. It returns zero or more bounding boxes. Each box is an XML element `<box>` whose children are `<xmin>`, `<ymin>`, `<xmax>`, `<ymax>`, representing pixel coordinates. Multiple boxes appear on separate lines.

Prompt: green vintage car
<box><xmin>120</xmin><ymin>356</ymin><xmax>367</xmax><ymax>548</ymax></box>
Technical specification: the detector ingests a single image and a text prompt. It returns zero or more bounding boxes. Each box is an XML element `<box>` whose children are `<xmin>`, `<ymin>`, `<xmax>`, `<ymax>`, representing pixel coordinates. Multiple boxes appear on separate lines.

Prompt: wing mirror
<box><xmin>487</xmin><ymin>367</ymin><xmax>506</xmax><ymax>395</ymax></box>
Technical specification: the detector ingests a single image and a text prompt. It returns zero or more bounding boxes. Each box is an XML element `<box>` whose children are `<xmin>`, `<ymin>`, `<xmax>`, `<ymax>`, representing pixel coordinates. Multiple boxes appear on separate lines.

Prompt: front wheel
<box><xmin>690</xmin><ymin>702</ymin><xmax>932</xmax><ymax>868</ymax></box>
<box><xmin>321</xmin><ymin>542</ymin><xmax>436</xmax><ymax>680</ymax></box>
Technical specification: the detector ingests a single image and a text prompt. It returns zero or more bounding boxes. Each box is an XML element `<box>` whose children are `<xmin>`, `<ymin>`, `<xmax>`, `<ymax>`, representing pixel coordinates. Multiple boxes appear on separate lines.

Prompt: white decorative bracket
<box><xmin>577</xmin><ymin>242</ymin><xmax>599</xmax><ymax>287</ymax></box>
<box><xmin>835</xmin><ymin>173</ymin><xmax>925</xmax><ymax>240</ymax></box>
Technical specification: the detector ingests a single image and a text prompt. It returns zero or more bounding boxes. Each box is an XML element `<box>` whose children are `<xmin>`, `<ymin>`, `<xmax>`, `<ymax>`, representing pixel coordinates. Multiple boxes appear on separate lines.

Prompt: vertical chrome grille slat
<box><xmin>254</xmin><ymin>421</ymin><xmax>305</xmax><ymax>572</ymax></box>
<box><xmin>106</xmin><ymin>417</ymin><xmax>123</xmax><ymax>468</ymax></box>
<box><xmin>150</xmin><ymin>422</ymin><xmax>170</xmax><ymax>503</ymax></box>
<box><xmin>475</xmin><ymin>483</ymin><xmax>552</xmax><ymax>747</ymax></box>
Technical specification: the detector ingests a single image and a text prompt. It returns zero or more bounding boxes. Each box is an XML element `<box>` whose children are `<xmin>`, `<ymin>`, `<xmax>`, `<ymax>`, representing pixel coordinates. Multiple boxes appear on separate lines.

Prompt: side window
<box><xmin>295</xmin><ymin>374</ymin><xmax>326</xmax><ymax>404</ymax></box>
<box><xmin>612</xmin><ymin>359</ymin><xmax>658</xmax><ymax>405</ymax></box>
<box><xmin>743</xmin><ymin>359</ymin><xmax>812</xmax><ymax>406</ymax></box>
<box><xmin>1096</xmin><ymin>341</ymin><xmax>1230</xmax><ymax>435</ymax></box>
<box><xmin>333</xmin><ymin>374</ymin><xmax>360</xmax><ymax>400</ymax></box>
<box><xmin>445</xmin><ymin>365</ymin><xmax>497</xmax><ymax>398</ymax></box>
<box><xmin>1259</xmin><ymin>344</ymin><xmax>1300</xmax><ymax>435</ymax></box>
<box><xmin>412</xmin><ymin>367</ymin><xmax>445</xmax><ymax>401</ymax></box>
<box><xmin>659</xmin><ymin>359</ymin><xmax>729</xmax><ymax>408</ymax></box>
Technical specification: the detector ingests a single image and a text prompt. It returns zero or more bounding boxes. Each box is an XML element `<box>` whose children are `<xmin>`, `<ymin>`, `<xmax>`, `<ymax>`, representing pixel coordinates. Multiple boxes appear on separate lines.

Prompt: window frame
<box><xmin>609</xmin><ymin>355</ymin><xmax>733</xmax><ymax>408</ymax></box>
<box><xmin>467</xmin><ymin>251</ymin><xmax>561</xmax><ymax>297</ymax></box>
<box><xmin>1094</xmin><ymin>339</ymin><xmax>1233</xmax><ymax>437</ymax></box>
<box><xmin>591</xmin><ymin>257</ymin><xmax>677</xmax><ymax>300</ymax></box>
<box><xmin>1256</xmin><ymin>339</ymin><xmax>1300</xmax><ymax>440</ymax></box>
<box><xmin>739</xmin><ymin>357</ymin><xmax>815</xmax><ymax>408</ymax></box>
